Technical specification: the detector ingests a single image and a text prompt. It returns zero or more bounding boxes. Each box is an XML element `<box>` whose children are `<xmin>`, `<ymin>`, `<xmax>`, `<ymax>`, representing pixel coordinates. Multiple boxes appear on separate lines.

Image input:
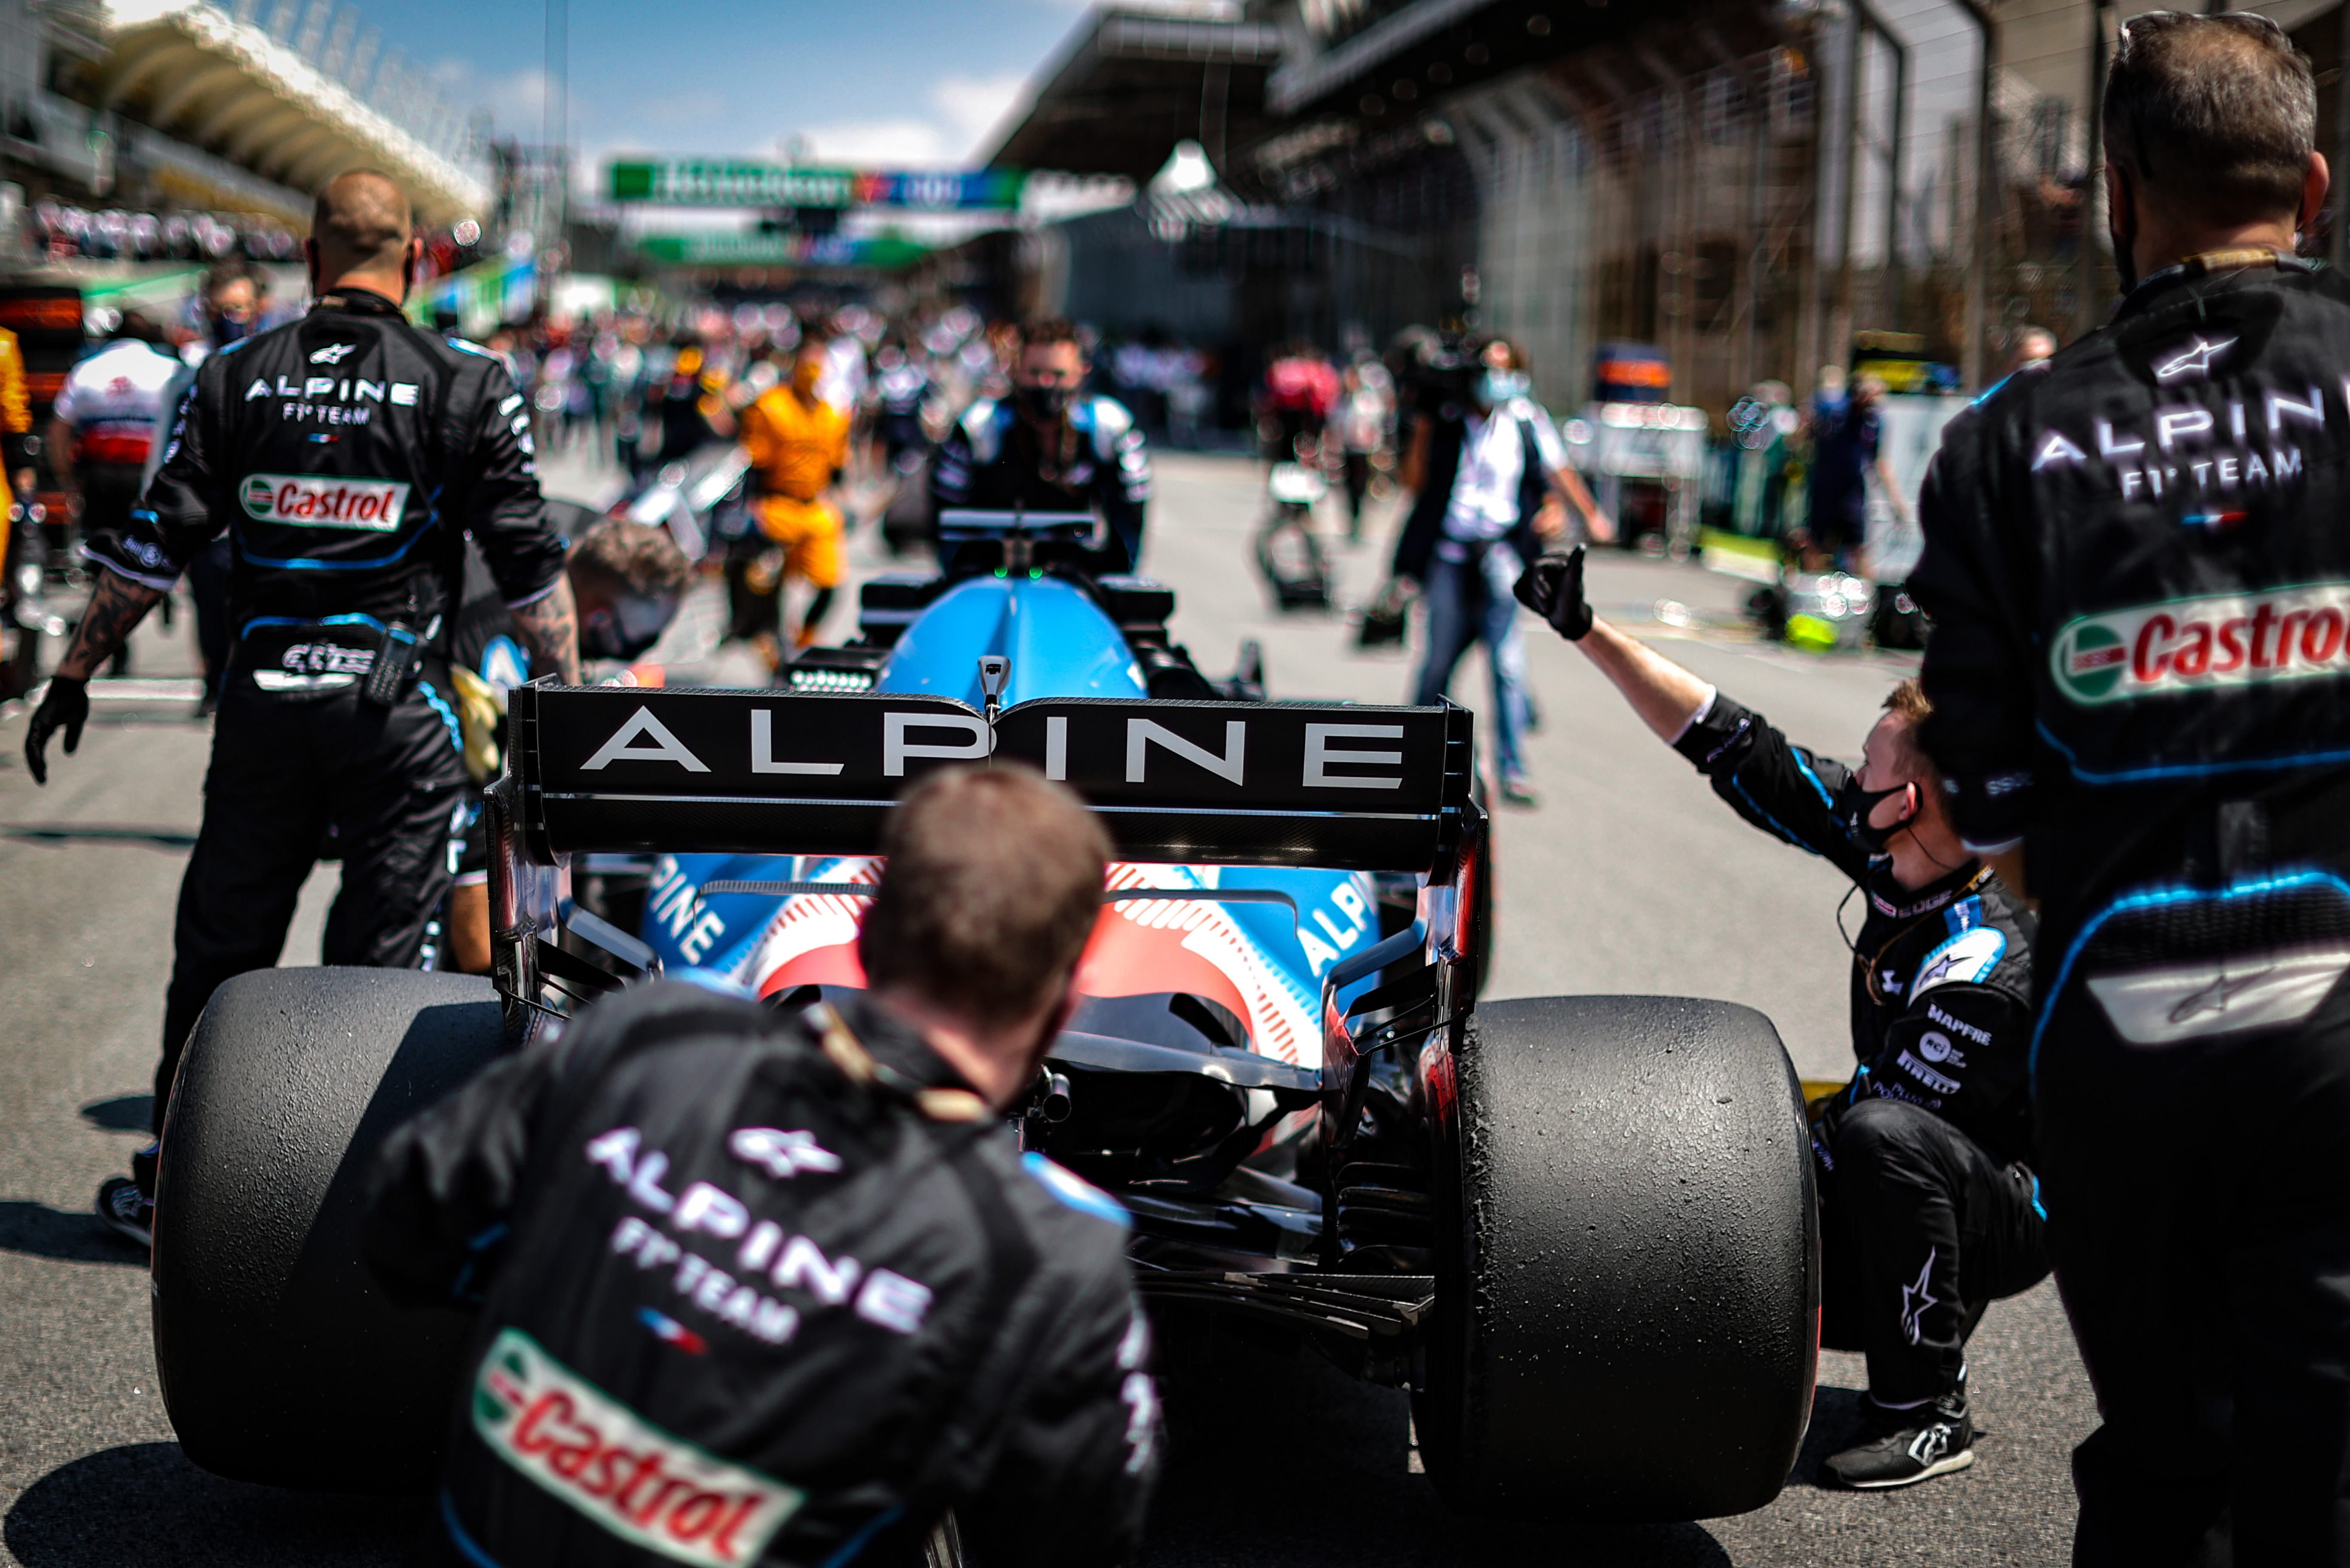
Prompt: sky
<box><xmin>361</xmin><ymin>0</ymin><xmax>1093</xmax><ymax>180</ymax></box>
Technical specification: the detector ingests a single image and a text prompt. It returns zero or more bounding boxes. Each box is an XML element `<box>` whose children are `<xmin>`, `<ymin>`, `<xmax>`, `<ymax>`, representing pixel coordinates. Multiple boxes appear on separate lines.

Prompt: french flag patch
<box><xmin>638</xmin><ymin>1306</ymin><xmax>708</xmax><ymax>1355</ymax></box>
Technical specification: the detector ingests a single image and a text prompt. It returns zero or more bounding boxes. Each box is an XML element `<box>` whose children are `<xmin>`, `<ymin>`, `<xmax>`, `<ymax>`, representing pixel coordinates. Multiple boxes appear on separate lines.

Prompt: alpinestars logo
<box><xmin>1900</xmin><ymin>1248</ymin><xmax>1938</xmax><ymax>1346</ymax></box>
<box><xmin>309</xmin><ymin>342</ymin><xmax>357</xmax><ymax>365</ymax></box>
<box><xmin>2153</xmin><ymin>335</ymin><xmax>2237</xmax><ymax>383</ymax></box>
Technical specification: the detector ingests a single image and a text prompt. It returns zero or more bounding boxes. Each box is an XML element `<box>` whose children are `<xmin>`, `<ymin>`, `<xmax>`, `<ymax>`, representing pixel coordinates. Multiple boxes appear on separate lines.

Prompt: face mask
<box><xmin>1017</xmin><ymin>383</ymin><xmax>1072</xmax><ymax>420</ymax></box>
<box><xmin>1838</xmin><ymin>775</ymin><xmax>1916</xmax><ymax>855</ymax></box>
<box><xmin>581</xmin><ymin>593</ymin><xmax>676</xmax><ymax>661</ymax></box>
<box><xmin>208</xmin><ymin>311</ymin><xmax>249</xmax><ymax>346</ymax></box>
<box><xmin>1478</xmin><ymin>369</ymin><xmax>1530</xmax><ymax>406</ymax></box>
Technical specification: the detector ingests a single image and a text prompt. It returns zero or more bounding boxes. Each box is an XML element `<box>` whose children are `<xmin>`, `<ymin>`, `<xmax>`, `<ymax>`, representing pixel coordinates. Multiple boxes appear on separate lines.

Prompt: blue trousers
<box><xmin>1412</xmin><ymin>544</ymin><xmax>1530</xmax><ymax>784</ymax></box>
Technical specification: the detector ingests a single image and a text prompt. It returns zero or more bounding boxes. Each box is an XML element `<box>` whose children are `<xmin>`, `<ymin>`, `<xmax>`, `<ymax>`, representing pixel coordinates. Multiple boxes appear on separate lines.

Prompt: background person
<box><xmin>930</xmin><ymin>316</ymin><xmax>1151</xmax><ymax>574</ymax></box>
<box><xmin>1912</xmin><ymin>13</ymin><xmax>2350</xmax><ymax>1560</ymax></box>
<box><xmin>1392</xmin><ymin>335</ymin><xmax>1610</xmax><ymax>807</ymax></box>
<box><xmin>362</xmin><ymin>766</ymin><xmax>1159</xmax><ymax>1568</ymax></box>
<box><xmin>1795</xmin><ymin>371</ymin><xmax>1906</xmax><ymax>576</ymax></box>
<box><xmin>49</xmin><ymin>311</ymin><xmax>184</xmax><ymax>678</ymax></box>
<box><xmin>732</xmin><ymin>331</ymin><xmax>851</xmax><ymax>662</ymax></box>
<box><xmin>20</xmin><ymin>170</ymin><xmax>578</xmax><ymax>1248</ymax></box>
<box><xmin>1519</xmin><ymin>546</ymin><xmax>2048</xmax><ymax>1488</ymax></box>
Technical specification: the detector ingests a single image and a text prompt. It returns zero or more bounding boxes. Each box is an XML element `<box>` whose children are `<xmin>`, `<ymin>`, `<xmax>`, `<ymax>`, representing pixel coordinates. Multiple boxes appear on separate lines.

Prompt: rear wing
<box><xmin>506</xmin><ymin>683</ymin><xmax>1476</xmax><ymax>873</ymax></box>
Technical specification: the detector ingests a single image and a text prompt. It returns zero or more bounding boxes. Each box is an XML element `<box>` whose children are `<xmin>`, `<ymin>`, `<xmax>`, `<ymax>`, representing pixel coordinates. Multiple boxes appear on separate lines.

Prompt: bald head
<box><xmin>309</xmin><ymin>170</ymin><xmax>415</xmax><ymax>299</ymax></box>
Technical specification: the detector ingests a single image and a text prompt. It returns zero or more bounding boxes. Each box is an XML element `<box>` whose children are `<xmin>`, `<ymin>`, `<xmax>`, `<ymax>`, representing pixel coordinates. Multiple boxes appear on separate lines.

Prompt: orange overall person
<box><xmin>735</xmin><ymin>332</ymin><xmax>850</xmax><ymax>661</ymax></box>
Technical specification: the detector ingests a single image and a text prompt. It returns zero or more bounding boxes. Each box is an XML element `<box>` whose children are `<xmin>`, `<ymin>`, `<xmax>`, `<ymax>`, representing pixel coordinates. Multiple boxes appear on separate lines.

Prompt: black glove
<box><xmin>24</xmin><ymin>675</ymin><xmax>88</xmax><ymax>786</ymax></box>
<box><xmin>1513</xmin><ymin>546</ymin><xmax>1594</xmax><ymax>641</ymax></box>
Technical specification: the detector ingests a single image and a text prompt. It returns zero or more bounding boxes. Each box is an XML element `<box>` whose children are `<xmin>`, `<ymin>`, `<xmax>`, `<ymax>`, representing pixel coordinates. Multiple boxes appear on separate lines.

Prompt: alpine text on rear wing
<box><xmin>505</xmin><ymin>684</ymin><xmax>1475</xmax><ymax>873</ymax></box>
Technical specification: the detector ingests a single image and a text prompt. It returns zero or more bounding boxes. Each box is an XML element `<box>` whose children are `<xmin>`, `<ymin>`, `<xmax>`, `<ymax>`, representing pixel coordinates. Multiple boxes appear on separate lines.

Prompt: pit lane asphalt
<box><xmin>0</xmin><ymin>449</ymin><xmax>2093</xmax><ymax>1565</ymax></box>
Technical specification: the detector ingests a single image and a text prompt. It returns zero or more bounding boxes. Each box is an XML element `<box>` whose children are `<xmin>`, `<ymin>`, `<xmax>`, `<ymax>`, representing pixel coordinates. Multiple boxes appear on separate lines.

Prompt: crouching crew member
<box><xmin>21</xmin><ymin>170</ymin><xmax>578</xmax><ymax>1247</ymax></box>
<box><xmin>1519</xmin><ymin>547</ymin><xmax>2050</xmax><ymax>1489</ymax></box>
<box><xmin>361</xmin><ymin>766</ymin><xmax>1159</xmax><ymax>1567</ymax></box>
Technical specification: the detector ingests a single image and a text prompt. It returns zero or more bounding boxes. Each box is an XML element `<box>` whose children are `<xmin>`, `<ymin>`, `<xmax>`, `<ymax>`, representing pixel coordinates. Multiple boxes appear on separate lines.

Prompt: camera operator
<box><xmin>1912</xmin><ymin>13</ymin><xmax>2350</xmax><ymax>1558</ymax></box>
<box><xmin>22</xmin><ymin>170</ymin><xmax>577</xmax><ymax>1248</ymax></box>
<box><xmin>1393</xmin><ymin>336</ymin><xmax>1610</xmax><ymax>807</ymax></box>
<box><xmin>1519</xmin><ymin>547</ymin><xmax>2049</xmax><ymax>1489</ymax></box>
<box><xmin>930</xmin><ymin>317</ymin><xmax>1150</xmax><ymax>574</ymax></box>
<box><xmin>363</xmin><ymin>766</ymin><xmax>1158</xmax><ymax>1568</ymax></box>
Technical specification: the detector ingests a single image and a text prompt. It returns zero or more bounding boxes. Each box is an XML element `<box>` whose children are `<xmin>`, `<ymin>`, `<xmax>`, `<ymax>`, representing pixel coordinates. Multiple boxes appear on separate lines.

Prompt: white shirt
<box><xmin>1441</xmin><ymin>398</ymin><xmax>1568</xmax><ymax>543</ymax></box>
<box><xmin>54</xmin><ymin>338</ymin><xmax>186</xmax><ymax>465</ymax></box>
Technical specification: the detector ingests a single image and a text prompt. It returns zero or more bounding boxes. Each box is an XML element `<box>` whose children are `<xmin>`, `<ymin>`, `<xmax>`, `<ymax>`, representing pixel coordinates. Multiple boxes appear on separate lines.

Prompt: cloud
<box><xmin>932</xmin><ymin>72</ymin><xmax>1027</xmax><ymax>152</ymax></box>
<box><xmin>428</xmin><ymin>58</ymin><xmax>554</xmax><ymax>137</ymax></box>
<box><xmin>795</xmin><ymin>71</ymin><xmax>1030</xmax><ymax>170</ymax></box>
<box><xmin>797</xmin><ymin>118</ymin><xmax>956</xmax><ymax>166</ymax></box>
<box><xmin>632</xmin><ymin>90</ymin><xmax>729</xmax><ymax>130</ymax></box>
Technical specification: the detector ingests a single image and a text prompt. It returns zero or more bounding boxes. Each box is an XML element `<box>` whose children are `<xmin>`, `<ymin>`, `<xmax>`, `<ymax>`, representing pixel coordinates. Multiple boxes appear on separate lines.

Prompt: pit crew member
<box><xmin>1911</xmin><ymin>14</ymin><xmax>2350</xmax><ymax>1559</ymax></box>
<box><xmin>21</xmin><ymin>170</ymin><xmax>577</xmax><ymax>1248</ymax></box>
<box><xmin>732</xmin><ymin>332</ymin><xmax>850</xmax><ymax>660</ymax></box>
<box><xmin>361</xmin><ymin>766</ymin><xmax>1158</xmax><ymax>1568</ymax></box>
<box><xmin>930</xmin><ymin>316</ymin><xmax>1150</xmax><ymax>574</ymax></box>
<box><xmin>443</xmin><ymin>516</ymin><xmax>689</xmax><ymax>975</ymax></box>
<box><xmin>1520</xmin><ymin>546</ymin><xmax>2049</xmax><ymax>1489</ymax></box>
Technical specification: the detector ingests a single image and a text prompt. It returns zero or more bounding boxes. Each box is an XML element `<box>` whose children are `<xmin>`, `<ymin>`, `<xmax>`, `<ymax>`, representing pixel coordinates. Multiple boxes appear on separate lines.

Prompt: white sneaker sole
<box><xmin>1842</xmin><ymin>1447</ymin><xmax>1976</xmax><ymax>1489</ymax></box>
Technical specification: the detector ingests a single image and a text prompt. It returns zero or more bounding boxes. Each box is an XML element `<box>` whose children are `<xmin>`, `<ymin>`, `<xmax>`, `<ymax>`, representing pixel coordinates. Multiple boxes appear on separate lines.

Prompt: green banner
<box><xmin>634</xmin><ymin>232</ymin><xmax>930</xmax><ymax>269</ymax></box>
<box><xmin>606</xmin><ymin>160</ymin><xmax>1024</xmax><ymax>210</ymax></box>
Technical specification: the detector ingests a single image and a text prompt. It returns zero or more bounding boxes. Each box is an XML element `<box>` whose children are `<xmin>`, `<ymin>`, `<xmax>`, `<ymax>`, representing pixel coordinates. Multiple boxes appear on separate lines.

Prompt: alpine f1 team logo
<box><xmin>473</xmin><ymin>1326</ymin><xmax>801</xmax><ymax>1565</ymax></box>
<box><xmin>2053</xmin><ymin>583</ymin><xmax>2350</xmax><ymax>704</ymax></box>
<box><xmin>238</xmin><ymin>473</ymin><xmax>408</xmax><ymax>531</ymax></box>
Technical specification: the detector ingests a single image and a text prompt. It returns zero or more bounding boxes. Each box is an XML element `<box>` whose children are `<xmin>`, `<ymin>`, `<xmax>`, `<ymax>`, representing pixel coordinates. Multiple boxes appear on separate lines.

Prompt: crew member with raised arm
<box><xmin>21</xmin><ymin>170</ymin><xmax>578</xmax><ymax>1248</ymax></box>
<box><xmin>1518</xmin><ymin>547</ymin><xmax>2050</xmax><ymax>1489</ymax></box>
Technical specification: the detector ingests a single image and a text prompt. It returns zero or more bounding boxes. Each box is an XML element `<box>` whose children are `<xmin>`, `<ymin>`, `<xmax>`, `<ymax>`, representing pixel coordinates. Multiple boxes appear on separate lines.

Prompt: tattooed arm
<box><xmin>58</xmin><ymin>567</ymin><xmax>166</xmax><ymax>680</ymax></box>
<box><xmin>509</xmin><ymin>576</ymin><xmax>581</xmax><ymax>686</ymax></box>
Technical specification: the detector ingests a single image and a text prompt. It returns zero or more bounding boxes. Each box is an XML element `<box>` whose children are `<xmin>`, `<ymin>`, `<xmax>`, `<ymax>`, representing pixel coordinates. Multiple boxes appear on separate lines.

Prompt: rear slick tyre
<box><xmin>1415</xmin><ymin>994</ymin><xmax>1818</xmax><ymax>1521</ymax></box>
<box><xmin>151</xmin><ymin>966</ymin><xmax>504</xmax><ymax>1492</ymax></box>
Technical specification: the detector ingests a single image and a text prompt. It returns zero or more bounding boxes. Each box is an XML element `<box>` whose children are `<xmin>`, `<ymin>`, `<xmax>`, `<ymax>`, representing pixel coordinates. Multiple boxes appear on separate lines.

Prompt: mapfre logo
<box><xmin>238</xmin><ymin>473</ymin><xmax>408</xmax><ymax>531</ymax></box>
<box><xmin>2053</xmin><ymin>582</ymin><xmax>2350</xmax><ymax>704</ymax></box>
<box><xmin>473</xmin><ymin>1327</ymin><xmax>801</xmax><ymax>1565</ymax></box>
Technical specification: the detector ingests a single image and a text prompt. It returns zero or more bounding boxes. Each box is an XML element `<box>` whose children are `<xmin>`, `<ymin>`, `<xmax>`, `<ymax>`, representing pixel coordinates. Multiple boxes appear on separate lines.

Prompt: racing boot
<box><xmin>95</xmin><ymin>1141</ymin><xmax>159</xmax><ymax>1249</ymax></box>
<box><xmin>1821</xmin><ymin>1389</ymin><xmax>1974</xmax><ymax>1489</ymax></box>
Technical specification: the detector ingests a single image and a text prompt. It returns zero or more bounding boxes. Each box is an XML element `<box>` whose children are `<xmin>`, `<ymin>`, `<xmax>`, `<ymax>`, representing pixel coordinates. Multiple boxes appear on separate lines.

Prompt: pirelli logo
<box><xmin>2053</xmin><ymin>582</ymin><xmax>2350</xmax><ymax>704</ymax></box>
<box><xmin>238</xmin><ymin>473</ymin><xmax>409</xmax><ymax>531</ymax></box>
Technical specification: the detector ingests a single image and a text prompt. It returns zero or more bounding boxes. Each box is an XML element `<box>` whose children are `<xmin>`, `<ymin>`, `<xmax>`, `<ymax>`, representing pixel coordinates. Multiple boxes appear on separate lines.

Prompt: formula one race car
<box><xmin>150</xmin><ymin>509</ymin><xmax>1818</xmax><ymax>1524</ymax></box>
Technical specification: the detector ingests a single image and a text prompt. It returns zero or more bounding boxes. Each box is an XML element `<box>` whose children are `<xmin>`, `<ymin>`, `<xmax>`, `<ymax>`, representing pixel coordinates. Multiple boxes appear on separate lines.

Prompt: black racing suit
<box><xmin>80</xmin><ymin>289</ymin><xmax>565</xmax><ymax>1134</ymax></box>
<box><xmin>1912</xmin><ymin>255</ymin><xmax>2350</xmax><ymax>1565</ymax></box>
<box><xmin>1675</xmin><ymin>691</ymin><xmax>2049</xmax><ymax>1407</ymax></box>
<box><xmin>929</xmin><ymin>395</ymin><xmax>1150</xmax><ymax>574</ymax></box>
<box><xmin>362</xmin><ymin>984</ymin><xmax>1158</xmax><ymax>1568</ymax></box>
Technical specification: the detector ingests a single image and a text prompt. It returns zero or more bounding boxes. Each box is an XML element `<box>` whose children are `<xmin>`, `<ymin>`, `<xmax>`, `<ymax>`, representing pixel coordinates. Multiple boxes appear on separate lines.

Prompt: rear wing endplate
<box><xmin>506</xmin><ymin>683</ymin><xmax>1474</xmax><ymax>873</ymax></box>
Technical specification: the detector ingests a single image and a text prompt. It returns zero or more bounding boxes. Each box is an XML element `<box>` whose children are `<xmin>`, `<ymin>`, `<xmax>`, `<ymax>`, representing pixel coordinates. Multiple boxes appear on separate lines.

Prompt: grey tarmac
<box><xmin>0</xmin><ymin>450</ymin><xmax>2092</xmax><ymax>1565</ymax></box>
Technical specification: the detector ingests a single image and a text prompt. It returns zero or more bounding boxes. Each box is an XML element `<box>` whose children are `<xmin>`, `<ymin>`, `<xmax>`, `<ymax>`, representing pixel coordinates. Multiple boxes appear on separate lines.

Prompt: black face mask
<box><xmin>580</xmin><ymin>593</ymin><xmax>675</xmax><ymax>662</ymax></box>
<box><xmin>1016</xmin><ymin>383</ymin><xmax>1071</xmax><ymax>421</ymax></box>
<box><xmin>1838</xmin><ymin>775</ymin><xmax>1916</xmax><ymax>855</ymax></box>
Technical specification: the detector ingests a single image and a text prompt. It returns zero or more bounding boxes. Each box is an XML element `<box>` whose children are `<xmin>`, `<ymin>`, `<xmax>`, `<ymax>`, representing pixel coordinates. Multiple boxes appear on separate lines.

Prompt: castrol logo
<box><xmin>238</xmin><ymin>472</ymin><xmax>408</xmax><ymax>531</ymax></box>
<box><xmin>2053</xmin><ymin>583</ymin><xmax>2350</xmax><ymax>705</ymax></box>
<box><xmin>473</xmin><ymin>1327</ymin><xmax>801</xmax><ymax>1565</ymax></box>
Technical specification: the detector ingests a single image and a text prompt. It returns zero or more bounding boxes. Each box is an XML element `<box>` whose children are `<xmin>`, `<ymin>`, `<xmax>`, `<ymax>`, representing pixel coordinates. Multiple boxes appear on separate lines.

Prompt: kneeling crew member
<box><xmin>362</xmin><ymin>766</ymin><xmax>1160</xmax><ymax>1567</ymax></box>
<box><xmin>22</xmin><ymin>170</ymin><xmax>578</xmax><ymax>1247</ymax></box>
<box><xmin>1519</xmin><ymin>548</ymin><xmax>2049</xmax><ymax>1489</ymax></box>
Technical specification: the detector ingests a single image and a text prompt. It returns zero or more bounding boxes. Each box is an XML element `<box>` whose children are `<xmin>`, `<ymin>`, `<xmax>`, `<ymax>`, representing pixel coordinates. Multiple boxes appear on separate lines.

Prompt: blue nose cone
<box><xmin>877</xmin><ymin>575</ymin><xmax>1146</xmax><ymax>705</ymax></box>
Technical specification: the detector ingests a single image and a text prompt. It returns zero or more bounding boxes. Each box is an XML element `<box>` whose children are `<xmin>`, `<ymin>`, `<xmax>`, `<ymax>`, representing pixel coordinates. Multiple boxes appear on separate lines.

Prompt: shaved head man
<box><xmin>308</xmin><ymin>169</ymin><xmax>421</xmax><ymax>302</ymax></box>
<box><xmin>31</xmin><ymin>168</ymin><xmax>579</xmax><ymax>1250</ymax></box>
